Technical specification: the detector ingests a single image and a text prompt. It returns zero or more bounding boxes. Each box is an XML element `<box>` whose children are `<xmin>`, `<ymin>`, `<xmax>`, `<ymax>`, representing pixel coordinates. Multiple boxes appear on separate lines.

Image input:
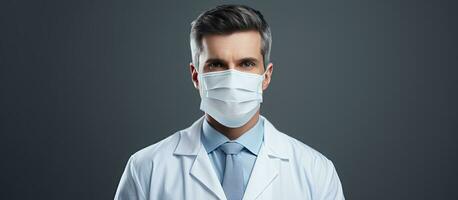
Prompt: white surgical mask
<box><xmin>197</xmin><ymin>69</ymin><xmax>267</xmax><ymax>128</ymax></box>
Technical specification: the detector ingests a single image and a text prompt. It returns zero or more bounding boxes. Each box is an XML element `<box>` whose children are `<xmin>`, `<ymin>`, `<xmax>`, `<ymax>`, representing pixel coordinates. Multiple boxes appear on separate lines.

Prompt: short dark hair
<box><xmin>190</xmin><ymin>4</ymin><xmax>272</xmax><ymax>69</ymax></box>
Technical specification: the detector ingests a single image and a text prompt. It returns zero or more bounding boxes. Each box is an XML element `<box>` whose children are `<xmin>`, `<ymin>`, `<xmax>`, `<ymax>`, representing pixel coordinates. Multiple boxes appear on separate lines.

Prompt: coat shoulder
<box><xmin>272</xmin><ymin>131</ymin><xmax>345</xmax><ymax>199</ymax></box>
<box><xmin>275</xmin><ymin>130</ymin><xmax>335</xmax><ymax>170</ymax></box>
<box><xmin>128</xmin><ymin>130</ymin><xmax>181</xmax><ymax>170</ymax></box>
<box><xmin>126</xmin><ymin>116</ymin><xmax>205</xmax><ymax>172</ymax></box>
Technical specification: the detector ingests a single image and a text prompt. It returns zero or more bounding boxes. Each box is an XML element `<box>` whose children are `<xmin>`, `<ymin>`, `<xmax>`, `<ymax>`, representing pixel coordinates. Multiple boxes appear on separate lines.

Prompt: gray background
<box><xmin>1</xmin><ymin>0</ymin><xmax>457</xmax><ymax>199</ymax></box>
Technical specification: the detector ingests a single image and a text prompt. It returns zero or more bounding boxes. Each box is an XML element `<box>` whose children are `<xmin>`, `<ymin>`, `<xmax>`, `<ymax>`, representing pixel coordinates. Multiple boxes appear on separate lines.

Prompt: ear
<box><xmin>189</xmin><ymin>62</ymin><xmax>199</xmax><ymax>90</ymax></box>
<box><xmin>262</xmin><ymin>62</ymin><xmax>274</xmax><ymax>91</ymax></box>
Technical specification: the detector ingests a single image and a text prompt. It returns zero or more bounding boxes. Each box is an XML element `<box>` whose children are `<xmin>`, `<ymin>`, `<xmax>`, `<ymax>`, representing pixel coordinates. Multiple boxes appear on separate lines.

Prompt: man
<box><xmin>115</xmin><ymin>4</ymin><xmax>345</xmax><ymax>200</ymax></box>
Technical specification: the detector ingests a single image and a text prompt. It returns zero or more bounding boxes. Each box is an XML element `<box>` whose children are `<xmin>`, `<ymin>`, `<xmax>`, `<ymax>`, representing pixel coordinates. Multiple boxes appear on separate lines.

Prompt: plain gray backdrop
<box><xmin>1</xmin><ymin>0</ymin><xmax>457</xmax><ymax>199</ymax></box>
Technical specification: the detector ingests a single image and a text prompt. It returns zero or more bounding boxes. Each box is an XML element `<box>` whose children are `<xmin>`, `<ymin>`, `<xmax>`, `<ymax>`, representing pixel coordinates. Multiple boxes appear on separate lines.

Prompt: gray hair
<box><xmin>190</xmin><ymin>4</ymin><xmax>272</xmax><ymax>69</ymax></box>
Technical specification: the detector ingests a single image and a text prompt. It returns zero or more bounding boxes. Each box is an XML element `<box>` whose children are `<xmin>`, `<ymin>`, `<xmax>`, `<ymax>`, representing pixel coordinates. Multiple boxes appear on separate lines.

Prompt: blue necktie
<box><xmin>219</xmin><ymin>142</ymin><xmax>245</xmax><ymax>200</ymax></box>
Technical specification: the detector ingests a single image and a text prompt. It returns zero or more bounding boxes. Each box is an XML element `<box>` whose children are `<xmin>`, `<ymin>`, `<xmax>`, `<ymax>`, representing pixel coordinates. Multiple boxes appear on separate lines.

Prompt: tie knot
<box><xmin>219</xmin><ymin>142</ymin><xmax>244</xmax><ymax>155</ymax></box>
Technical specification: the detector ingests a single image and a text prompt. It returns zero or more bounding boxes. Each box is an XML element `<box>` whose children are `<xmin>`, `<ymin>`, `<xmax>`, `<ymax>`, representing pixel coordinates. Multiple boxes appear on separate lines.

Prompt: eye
<box><xmin>241</xmin><ymin>61</ymin><xmax>256</xmax><ymax>67</ymax></box>
<box><xmin>208</xmin><ymin>62</ymin><xmax>223</xmax><ymax>68</ymax></box>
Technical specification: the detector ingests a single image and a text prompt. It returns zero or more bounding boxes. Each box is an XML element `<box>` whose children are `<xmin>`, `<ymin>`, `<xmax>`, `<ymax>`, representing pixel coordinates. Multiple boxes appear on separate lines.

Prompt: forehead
<box><xmin>200</xmin><ymin>30</ymin><xmax>262</xmax><ymax>59</ymax></box>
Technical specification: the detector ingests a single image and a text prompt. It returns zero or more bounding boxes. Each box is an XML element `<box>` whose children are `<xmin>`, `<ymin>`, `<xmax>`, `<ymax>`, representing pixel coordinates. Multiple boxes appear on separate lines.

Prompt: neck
<box><xmin>205</xmin><ymin>109</ymin><xmax>261</xmax><ymax>140</ymax></box>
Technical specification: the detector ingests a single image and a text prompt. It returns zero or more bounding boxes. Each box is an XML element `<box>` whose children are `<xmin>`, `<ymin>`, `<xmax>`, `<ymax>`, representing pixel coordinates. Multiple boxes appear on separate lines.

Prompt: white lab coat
<box><xmin>114</xmin><ymin>115</ymin><xmax>345</xmax><ymax>200</ymax></box>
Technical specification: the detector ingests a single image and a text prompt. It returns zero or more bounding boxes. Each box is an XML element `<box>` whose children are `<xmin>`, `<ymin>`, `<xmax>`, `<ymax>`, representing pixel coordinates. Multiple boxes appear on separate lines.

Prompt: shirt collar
<box><xmin>201</xmin><ymin>116</ymin><xmax>264</xmax><ymax>156</ymax></box>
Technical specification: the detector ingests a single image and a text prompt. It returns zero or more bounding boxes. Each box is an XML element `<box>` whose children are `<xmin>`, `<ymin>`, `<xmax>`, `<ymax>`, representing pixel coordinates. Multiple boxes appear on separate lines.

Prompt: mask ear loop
<box><xmin>195</xmin><ymin>69</ymin><xmax>206</xmax><ymax>93</ymax></box>
<box><xmin>261</xmin><ymin>63</ymin><xmax>271</xmax><ymax>80</ymax></box>
<box><xmin>262</xmin><ymin>69</ymin><xmax>268</xmax><ymax>78</ymax></box>
<box><xmin>259</xmin><ymin>63</ymin><xmax>272</xmax><ymax>95</ymax></box>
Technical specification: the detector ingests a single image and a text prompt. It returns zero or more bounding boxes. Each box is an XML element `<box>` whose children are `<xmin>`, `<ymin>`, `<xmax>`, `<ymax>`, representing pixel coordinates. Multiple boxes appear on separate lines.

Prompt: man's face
<box><xmin>190</xmin><ymin>30</ymin><xmax>273</xmax><ymax>91</ymax></box>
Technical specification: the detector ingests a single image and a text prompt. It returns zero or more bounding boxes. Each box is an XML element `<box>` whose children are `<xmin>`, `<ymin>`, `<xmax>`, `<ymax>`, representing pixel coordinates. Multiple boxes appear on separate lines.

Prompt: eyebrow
<box><xmin>204</xmin><ymin>57</ymin><xmax>260</xmax><ymax>65</ymax></box>
<box><xmin>238</xmin><ymin>57</ymin><xmax>260</xmax><ymax>64</ymax></box>
<box><xmin>205</xmin><ymin>58</ymin><xmax>227</xmax><ymax>65</ymax></box>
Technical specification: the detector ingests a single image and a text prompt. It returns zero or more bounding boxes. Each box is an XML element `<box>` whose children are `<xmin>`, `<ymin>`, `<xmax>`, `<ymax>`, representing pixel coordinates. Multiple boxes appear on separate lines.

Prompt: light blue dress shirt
<box><xmin>200</xmin><ymin>116</ymin><xmax>264</xmax><ymax>192</ymax></box>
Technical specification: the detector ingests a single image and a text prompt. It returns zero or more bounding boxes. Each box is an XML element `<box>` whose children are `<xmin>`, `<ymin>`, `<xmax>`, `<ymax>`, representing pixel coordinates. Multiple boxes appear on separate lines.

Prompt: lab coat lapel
<box><xmin>174</xmin><ymin>115</ymin><xmax>227</xmax><ymax>200</ymax></box>
<box><xmin>190</xmin><ymin>143</ymin><xmax>227</xmax><ymax>200</ymax></box>
<box><xmin>242</xmin><ymin>115</ymin><xmax>291</xmax><ymax>200</ymax></box>
<box><xmin>242</xmin><ymin>143</ymin><xmax>279</xmax><ymax>200</ymax></box>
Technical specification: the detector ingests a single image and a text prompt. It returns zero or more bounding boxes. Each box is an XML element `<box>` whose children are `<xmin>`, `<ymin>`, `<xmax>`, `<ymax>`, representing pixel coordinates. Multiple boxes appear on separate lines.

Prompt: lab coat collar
<box><xmin>201</xmin><ymin>115</ymin><xmax>264</xmax><ymax>156</ymax></box>
<box><xmin>174</xmin><ymin>115</ymin><xmax>291</xmax><ymax>200</ymax></box>
<box><xmin>174</xmin><ymin>114</ymin><xmax>291</xmax><ymax>160</ymax></box>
